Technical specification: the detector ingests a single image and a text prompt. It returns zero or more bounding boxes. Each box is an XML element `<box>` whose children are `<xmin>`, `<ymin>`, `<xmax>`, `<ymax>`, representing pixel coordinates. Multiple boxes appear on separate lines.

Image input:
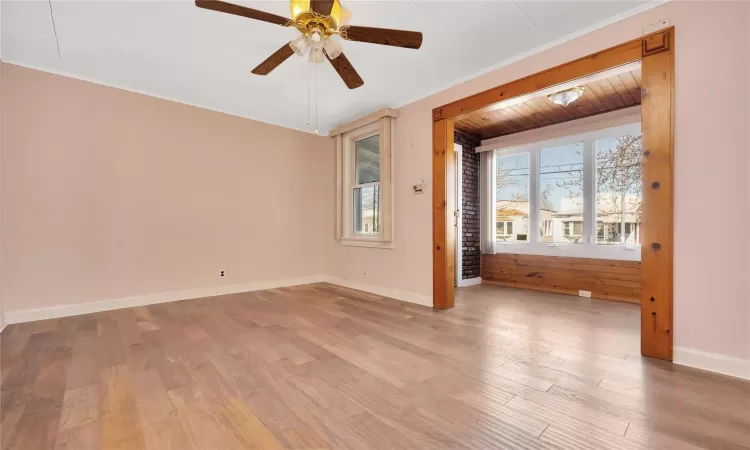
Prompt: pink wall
<box><xmin>1</xmin><ymin>63</ymin><xmax>330</xmax><ymax>313</ymax></box>
<box><xmin>326</xmin><ymin>1</ymin><xmax>750</xmax><ymax>361</ymax></box>
<box><xmin>0</xmin><ymin>63</ymin><xmax>4</xmax><ymax>328</ymax></box>
<box><xmin>747</xmin><ymin>4</ymin><xmax>750</xmax><ymax>359</ymax></box>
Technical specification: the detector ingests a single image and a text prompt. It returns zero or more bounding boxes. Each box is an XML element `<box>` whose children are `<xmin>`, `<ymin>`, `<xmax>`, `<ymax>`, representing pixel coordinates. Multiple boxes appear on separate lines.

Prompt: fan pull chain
<box><xmin>314</xmin><ymin>61</ymin><xmax>319</xmax><ymax>135</ymax></box>
<box><xmin>307</xmin><ymin>61</ymin><xmax>311</xmax><ymax>129</ymax></box>
<box><xmin>48</xmin><ymin>0</ymin><xmax>62</xmax><ymax>59</ymax></box>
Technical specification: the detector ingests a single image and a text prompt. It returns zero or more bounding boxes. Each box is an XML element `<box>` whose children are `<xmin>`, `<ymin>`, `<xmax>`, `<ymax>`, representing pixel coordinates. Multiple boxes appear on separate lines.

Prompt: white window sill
<box><xmin>493</xmin><ymin>242</ymin><xmax>640</xmax><ymax>261</ymax></box>
<box><xmin>340</xmin><ymin>239</ymin><xmax>394</xmax><ymax>249</ymax></box>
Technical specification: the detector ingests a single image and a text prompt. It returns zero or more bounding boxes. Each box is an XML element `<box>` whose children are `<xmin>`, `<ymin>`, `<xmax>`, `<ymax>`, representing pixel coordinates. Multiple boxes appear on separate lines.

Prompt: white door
<box><xmin>454</xmin><ymin>143</ymin><xmax>462</xmax><ymax>287</ymax></box>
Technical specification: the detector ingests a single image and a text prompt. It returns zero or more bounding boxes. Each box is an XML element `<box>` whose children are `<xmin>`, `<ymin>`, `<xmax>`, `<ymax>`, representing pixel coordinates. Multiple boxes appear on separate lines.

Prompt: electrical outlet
<box><xmin>578</xmin><ymin>290</ymin><xmax>592</xmax><ymax>298</ymax></box>
<box><xmin>220</xmin><ymin>270</ymin><xmax>225</xmax><ymax>277</ymax></box>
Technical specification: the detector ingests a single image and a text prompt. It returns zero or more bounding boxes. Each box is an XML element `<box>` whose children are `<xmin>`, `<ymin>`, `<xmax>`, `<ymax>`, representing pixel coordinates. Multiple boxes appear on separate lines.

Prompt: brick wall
<box><xmin>455</xmin><ymin>130</ymin><xmax>481</xmax><ymax>280</ymax></box>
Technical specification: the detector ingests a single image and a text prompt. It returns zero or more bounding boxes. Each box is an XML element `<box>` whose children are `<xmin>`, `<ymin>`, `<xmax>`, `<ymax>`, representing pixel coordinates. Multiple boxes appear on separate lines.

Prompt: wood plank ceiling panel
<box><xmin>456</xmin><ymin>69</ymin><xmax>643</xmax><ymax>140</ymax></box>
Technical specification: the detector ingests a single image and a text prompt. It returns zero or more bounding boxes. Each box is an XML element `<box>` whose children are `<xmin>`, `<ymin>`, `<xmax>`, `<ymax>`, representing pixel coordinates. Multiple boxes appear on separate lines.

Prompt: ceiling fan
<box><xmin>195</xmin><ymin>0</ymin><xmax>423</xmax><ymax>89</ymax></box>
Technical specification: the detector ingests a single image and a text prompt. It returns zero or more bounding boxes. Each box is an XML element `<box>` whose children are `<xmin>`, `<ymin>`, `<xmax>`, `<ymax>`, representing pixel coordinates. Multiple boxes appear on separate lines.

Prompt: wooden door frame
<box><xmin>432</xmin><ymin>28</ymin><xmax>675</xmax><ymax>360</ymax></box>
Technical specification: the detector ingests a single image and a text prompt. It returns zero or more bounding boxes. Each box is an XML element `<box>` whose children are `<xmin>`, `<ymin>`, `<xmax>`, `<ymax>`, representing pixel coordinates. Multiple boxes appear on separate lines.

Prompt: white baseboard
<box><xmin>1</xmin><ymin>275</ymin><xmax>433</xmax><ymax>325</ymax></box>
<box><xmin>673</xmin><ymin>346</ymin><xmax>750</xmax><ymax>381</ymax></box>
<box><xmin>322</xmin><ymin>276</ymin><xmax>432</xmax><ymax>307</ymax></box>
<box><xmin>2</xmin><ymin>275</ymin><xmax>327</xmax><ymax>325</ymax></box>
<box><xmin>458</xmin><ymin>277</ymin><xmax>482</xmax><ymax>287</ymax></box>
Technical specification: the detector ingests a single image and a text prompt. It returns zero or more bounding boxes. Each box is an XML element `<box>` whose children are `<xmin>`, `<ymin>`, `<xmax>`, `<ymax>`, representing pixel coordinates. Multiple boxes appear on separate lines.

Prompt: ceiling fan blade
<box><xmin>339</xmin><ymin>25</ymin><xmax>422</xmax><ymax>49</ymax></box>
<box><xmin>251</xmin><ymin>43</ymin><xmax>295</xmax><ymax>75</ymax></box>
<box><xmin>325</xmin><ymin>51</ymin><xmax>364</xmax><ymax>89</ymax></box>
<box><xmin>195</xmin><ymin>0</ymin><xmax>290</xmax><ymax>26</ymax></box>
<box><xmin>310</xmin><ymin>0</ymin><xmax>334</xmax><ymax>16</ymax></box>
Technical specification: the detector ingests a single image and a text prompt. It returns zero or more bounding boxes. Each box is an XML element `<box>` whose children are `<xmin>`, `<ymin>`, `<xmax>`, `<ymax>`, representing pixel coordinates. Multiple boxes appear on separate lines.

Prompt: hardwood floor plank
<box><xmin>58</xmin><ymin>386</ymin><xmax>98</xmax><ymax>431</ymax></box>
<box><xmin>53</xmin><ymin>422</ymin><xmax>100</xmax><ymax>450</ymax></box>
<box><xmin>213</xmin><ymin>398</ymin><xmax>282</xmax><ymax>450</ymax></box>
<box><xmin>140</xmin><ymin>417</ymin><xmax>194</xmax><ymax>450</ymax></box>
<box><xmin>130</xmin><ymin>370</ymin><xmax>176</xmax><ymax>427</ymax></box>
<box><xmin>4</xmin><ymin>412</ymin><xmax>60</xmax><ymax>450</ymax></box>
<box><xmin>99</xmin><ymin>365</ymin><xmax>146</xmax><ymax>450</ymax></box>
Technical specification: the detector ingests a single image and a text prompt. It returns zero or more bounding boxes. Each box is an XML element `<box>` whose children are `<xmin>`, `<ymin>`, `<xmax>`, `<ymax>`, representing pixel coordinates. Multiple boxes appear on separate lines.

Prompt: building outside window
<box><xmin>489</xmin><ymin>121</ymin><xmax>642</xmax><ymax>259</ymax></box>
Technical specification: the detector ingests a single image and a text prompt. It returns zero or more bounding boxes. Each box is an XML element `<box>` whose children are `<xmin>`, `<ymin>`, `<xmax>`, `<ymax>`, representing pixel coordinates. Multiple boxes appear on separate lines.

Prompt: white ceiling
<box><xmin>1</xmin><ymin>0</ymin><xmax>659</xmax><ymax>135</ymax></box>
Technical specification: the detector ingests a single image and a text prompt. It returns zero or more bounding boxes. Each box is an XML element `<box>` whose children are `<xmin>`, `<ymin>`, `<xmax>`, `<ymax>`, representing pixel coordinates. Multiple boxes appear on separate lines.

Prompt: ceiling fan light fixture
<box><xmin>548</xmin><ymin>86</ymin><xmax>585</xmax><ymax>107</ymax></box>
<box><xmin>290</xmin><ymin>35</ymin><xmax>309</xmax><ymax>56</ymax></box>
<box><xmin>323</xmin><ymin>37</ymin><xmax>343</xmax><ymax>59</ymax></box>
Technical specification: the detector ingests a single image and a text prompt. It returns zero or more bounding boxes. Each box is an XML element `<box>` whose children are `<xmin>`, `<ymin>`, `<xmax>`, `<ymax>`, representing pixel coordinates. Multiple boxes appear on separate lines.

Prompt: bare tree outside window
<box><xmin>594</xmin><ymin>134</ymin><xmax>642</xmax><ymax>244</ymax></box>
<box><xmin>555</xmin><ymin>134</ymin><xmax>643</xmax><ymax>244</ymax></box>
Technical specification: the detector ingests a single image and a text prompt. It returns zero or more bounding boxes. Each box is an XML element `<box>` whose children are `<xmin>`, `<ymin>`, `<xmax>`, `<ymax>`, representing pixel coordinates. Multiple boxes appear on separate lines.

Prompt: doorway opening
<box><xmin>461</xmin><ymin>61</ymin><xmax>644</xmax><ymax>303</ymax></box>
<box><xmin>433</xmin><ymin>29</ymin><xmax>674</xmax><ymax>361</ymax></box>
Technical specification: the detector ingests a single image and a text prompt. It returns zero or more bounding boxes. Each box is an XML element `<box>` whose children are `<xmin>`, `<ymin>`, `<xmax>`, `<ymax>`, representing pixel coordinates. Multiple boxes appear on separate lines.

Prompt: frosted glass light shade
<box><xmin>323</xmin><ymin>38</ymin><xmax>342</xmax><ymax>59</ymax></box>
<box><xmin>548</xmin><ymin>87</ymin><xmax>585</xmax><ymax>107</ymax></box>
<box><xmin>290</xmin><ymin>35</ymin><xmax>309</xmax><ymax>56</ymax></box>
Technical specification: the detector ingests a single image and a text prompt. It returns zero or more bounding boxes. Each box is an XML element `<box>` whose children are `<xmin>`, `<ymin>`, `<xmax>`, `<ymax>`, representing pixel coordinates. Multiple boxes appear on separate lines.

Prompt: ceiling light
<box><xmin>323</xmin><ymin>38</ymin><xmax>343</xmax><ymax>59</ymax></box>
<box><xmin>290</xmin><ymin>35</ymin><xmax>309</xmax><ymax>56</ymax></box>
<box><xmin>548</xmin><ymin>87</ymin><xmax>585</xmax><ymax>107</ymax></box>
<box><xmin>308</xmin><ymin>30</ymin><xmax>325</xmax><ymax>52</ymax></box>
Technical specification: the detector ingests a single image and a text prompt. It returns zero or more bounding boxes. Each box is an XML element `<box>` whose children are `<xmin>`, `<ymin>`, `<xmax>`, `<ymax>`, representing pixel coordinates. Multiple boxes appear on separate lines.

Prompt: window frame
<box><xmin>490</xmin><ymin>121</ymin><xmax>642</xmax><ymax>261</ymax></box>
<box><xmin>334</xmin><ymin>113</ymin><xmax>395</xmax><ymax>249</ymax></box>
<box><xmin>496</xmin><ymin>220</ymin><xmax>514</xmax><ymax>238</ymax></box>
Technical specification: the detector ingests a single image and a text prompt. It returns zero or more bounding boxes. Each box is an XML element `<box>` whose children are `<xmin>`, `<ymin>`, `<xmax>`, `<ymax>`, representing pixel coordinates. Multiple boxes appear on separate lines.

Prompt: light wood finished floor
<box><xmin>2</xmin><ymin>283</ymin><xmax>749</xmax><ymax>450</ymax></box>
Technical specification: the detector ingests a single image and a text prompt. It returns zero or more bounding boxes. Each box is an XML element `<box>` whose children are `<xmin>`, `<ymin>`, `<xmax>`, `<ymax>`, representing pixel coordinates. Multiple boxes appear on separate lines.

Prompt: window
<box><xmin>333</xmin><ymin>109</ymin><xmax>396</xmax><ymax>248</ymax></box>
<box><xmin>595</xmin><ymin>134</ymin><xmax>643</xmax><ymax>245</ymax></box>
<box><xmin>496</xmin><ymin>220</ymin><xmax>514</xmax><ymax>238</ymax></box>
<box><xmin>495</xmin><ymin>153</ymin><xmax>529</xmax><ymax>243</ymax></box>
<box><xmin>489</xmin><ymin>121</ymin><xmax>641</xmax><ymax>260</ymax></box>
<box><xmin>353</xmin><ymin>135</ymin><xmax>380</xmax><ymax>235</ymax></box>
<box><xmin>540</xmin><ymin>143</ymin><xmax>583</xmax><ymax>244</ymax></box>
<box><xmin>563</xmin><ymin>221</ymin><xmax>583</xmax><ymax>237</ymax></box>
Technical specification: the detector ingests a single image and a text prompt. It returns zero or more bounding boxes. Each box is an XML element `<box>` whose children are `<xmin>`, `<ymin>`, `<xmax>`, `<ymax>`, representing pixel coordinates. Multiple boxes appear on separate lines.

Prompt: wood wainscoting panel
<box><xmin>481</xmin><ymin>254</ymin><xmax>641</xmax><ymax>303</ymax></box>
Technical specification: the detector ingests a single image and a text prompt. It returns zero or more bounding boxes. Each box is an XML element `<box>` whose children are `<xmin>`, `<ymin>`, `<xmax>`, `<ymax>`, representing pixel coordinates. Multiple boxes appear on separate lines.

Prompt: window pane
<box><xmin>595</xmin><ymin>132</ymin><xmax>642</xmax><ymax>245</ymax></box>
<box><xmin>496</xmin><ymin>153</ymin><xmax>529</xmax><ymax>242</ymax></box>
<box><xmin>496</xmin><ymin>222</ymin><xmax>505</xmax><ymax>235</ymax></box>
<box><xmin>573</xmin><ymin>221</ymin><xmax>583</xmax><ymax>236</ymax></box>
<box><xmin>540</xmin><ymin>143</ymin><xmax>584</xmax><ymax>244</ymax></box>
<box><xmin>355</xmin><ymin>135</ymin><xmax>380</xmax><ymax>184</ymax></box>
<box><xmin>353</xmin><ymin>184</ymin><xmax>380</xmax><ymax>234</ymax></box>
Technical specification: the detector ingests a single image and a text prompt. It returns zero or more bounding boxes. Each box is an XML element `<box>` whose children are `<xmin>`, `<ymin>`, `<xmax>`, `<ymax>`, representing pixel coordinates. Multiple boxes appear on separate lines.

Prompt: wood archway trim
<box><xmin>432</xmin><ymin>28</ymin><xmax>675</xmax><ymax>361</ymax></box>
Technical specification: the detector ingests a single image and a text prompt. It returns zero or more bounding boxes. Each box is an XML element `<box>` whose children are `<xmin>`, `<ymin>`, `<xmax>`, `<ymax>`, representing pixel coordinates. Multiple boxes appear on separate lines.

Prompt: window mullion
<box><xmin>583</xmin><ymin>139</ymin><xmax>596</xmax><ymax>245</ymax></box>
<box><xmin>529</xmin><ymin>149</ymin><xmax>540</xmax><ymax>244</ymax></box>
<box><xmin>353</xmin><ymin>181</ymin><xmax>380</xmax><ymax>189</ymax></box>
